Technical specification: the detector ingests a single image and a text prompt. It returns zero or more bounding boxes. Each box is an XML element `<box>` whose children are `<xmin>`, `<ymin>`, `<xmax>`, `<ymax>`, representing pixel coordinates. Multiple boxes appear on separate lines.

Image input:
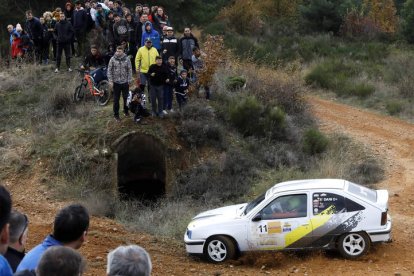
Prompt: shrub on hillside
<box><xmin>385</xmin><ymin>100</ymin><xmax>403</xmax><ymax>115</ymax></box>
<box><xmin>172</xmin><ymin>148</ymin><xmax>259</xmax><ymax>203</ymax></box>
<box><xmin>400</xmin><ymin>0</ymin><xmax>414</xmax><ymax>43</ymax></box>
<box><xmin>178</xmin><ymin>120</ymin><xmax>226</xmax><ymax>149</ymax></box>
<box><xmin>225</xmin><ymin>76</ymin><xmax>246</xmax><ymax>91</ymax></box>
<box><xmin>299</xmin><ymin>0</ymin><xmax>353</xmax><ymax>34</ymax></box>
<box><xmin>340</xmin><ymin>83</ymin><xmax>375</xmax><ymax>98</ymax></box>
<box><xmin>348</xmin><ymin>157</ymin><xmax>384</xmax><ymax>185</ymax></box>
<box><xmin>229</xmin><ymin>96</ymin><xmax>286</xmax><ymax>139</ymax></box>
<box><xmin>302</xmin><ymin>128</ymin><xmax>329</xmax><ymax>155</ymax></box>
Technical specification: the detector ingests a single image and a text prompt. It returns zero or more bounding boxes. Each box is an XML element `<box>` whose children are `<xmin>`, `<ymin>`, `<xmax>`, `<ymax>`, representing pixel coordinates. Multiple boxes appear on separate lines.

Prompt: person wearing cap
<box><xmin>141</xmin><ymin>21</ymin><xmax>160</xmax><ymax>50</ymax></box>
<box><xmin>161</xmin><ymin>26</ymin><xmax>178</xmax><ymax>64</ymax></box>
<box><xmin>135</xmin><ymin>38</ymin><xmax>159</xmax><ymax>93</ymax></box>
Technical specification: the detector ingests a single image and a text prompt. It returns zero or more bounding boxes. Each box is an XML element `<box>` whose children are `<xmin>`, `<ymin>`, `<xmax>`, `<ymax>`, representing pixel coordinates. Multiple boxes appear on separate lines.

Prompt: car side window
<box><xmin>260</xmin><ymin>194</ymin><xmax>307</xmax><ymax>220</ymax></box>
<box><xmin>312</xmin><ymin>192</ymin><xmax>365</xmax><ymax>215</ymax></box>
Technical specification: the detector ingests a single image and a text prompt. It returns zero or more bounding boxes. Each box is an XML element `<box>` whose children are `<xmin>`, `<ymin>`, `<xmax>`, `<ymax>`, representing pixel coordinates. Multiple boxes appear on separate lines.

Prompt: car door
<box><xmin>248</xmin><ymin>193</ymin><xmax>313</xmax><ymax>250</ymax></box>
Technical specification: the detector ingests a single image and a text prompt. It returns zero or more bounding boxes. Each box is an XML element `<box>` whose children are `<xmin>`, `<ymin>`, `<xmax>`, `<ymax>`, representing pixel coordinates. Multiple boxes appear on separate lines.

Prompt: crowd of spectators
<box><xmin>0</xmin><ymin>184</ymin><xmax>152</xmax><ymax>276</ymax></box>
<box><xmin>6</xmin><ymin>0</ymin><xmax>209</xmax><ymax>123</ymax></box>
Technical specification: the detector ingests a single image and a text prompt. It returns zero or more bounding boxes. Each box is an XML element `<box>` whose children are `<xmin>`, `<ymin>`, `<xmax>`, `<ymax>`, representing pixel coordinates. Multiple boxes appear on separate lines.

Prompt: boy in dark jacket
<box><xmin>147</xmin><ymin>56</ymin><xmax>169</xmax><ymax>117</ymax></box>
<box><xmin>54</xmin><ymin>12</ymin><xmax>74</xmax><ymax>73</ymax></box>
<box><xmin>174</xmin><ymin>69</ymin><xmax>189</xmax><ymax>111</ymax></box>
<box><xmin>163</xmin><ymin>56</ymin><xmax>177</xmax><ymax>113</ymax></box>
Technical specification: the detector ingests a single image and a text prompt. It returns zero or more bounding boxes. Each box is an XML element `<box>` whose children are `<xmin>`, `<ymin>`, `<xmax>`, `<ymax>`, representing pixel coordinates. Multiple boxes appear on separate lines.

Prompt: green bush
<box><xmin>225</xmin><ymin>76</ymin><xmax>247</xmax><ymax>91</ymax></box>
<box><xmin>340</xmin><ymin>83</ymin><xmax>375</xmax><ymax>98</ymax></box>
<box><xmin>302</xmin><ymin>128</ymin><xmax>329</xmax><ymax>155</ymax></box>
<box><xmin>229</xmin><ymin>96</ymin><xmax>263</xmax><ymax>136</ymax></box>
<box><xmin>305</xmin><ymin>60</ymin><xmax>358</xmax><ymax>89</ymax></box>
<box><xmin>299</xmin><ymin>0</ymin><xmax>355</xmax><ymax>34</ymax></box>
<box><xmin>385</xmin><ymin>100</ymin><xmax>403</xmax><ymax>115</ymax></box>
<box><xmin>178</xmin><ymin>120</ymin><xmax>226</xmax><ymax>149</ymax></box>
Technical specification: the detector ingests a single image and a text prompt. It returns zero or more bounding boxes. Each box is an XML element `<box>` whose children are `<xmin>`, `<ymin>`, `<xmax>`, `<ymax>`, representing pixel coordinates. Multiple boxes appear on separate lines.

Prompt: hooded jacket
<box><xmin>55</xmin><ymin>19</ymin><xmax>74</xmax><ymax>43</ymax></box>
<box><xmin>107</xmin><ymin>53</ymin><xmax>133</xmax><ymax>84</ymax></box>
<box><xmin>113</xmin><ymin>18</ymin><xmax>128</xmax><ymax>45</ymax></box>
<box><xmin>135</xmin><ymin>45</ymin><xmax>159</xmax><ymax>73</ymax></box>
<box><xmin>16</xmin><ymin>235</ymin><xmax>63</xmax><ymax>272</ymax></box>
<box><xmin>141</xmin><ymin>21</ymin><xmax>161</xmax><ymax>50</ymax></box>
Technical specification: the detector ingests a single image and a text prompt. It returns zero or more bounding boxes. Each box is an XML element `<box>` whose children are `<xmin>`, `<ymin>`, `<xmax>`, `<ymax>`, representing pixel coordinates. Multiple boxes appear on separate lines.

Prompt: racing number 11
<box><xmin>258</xmin><ymin>224</ymin><xmax>268</xmax><ymax>233</ymax></box>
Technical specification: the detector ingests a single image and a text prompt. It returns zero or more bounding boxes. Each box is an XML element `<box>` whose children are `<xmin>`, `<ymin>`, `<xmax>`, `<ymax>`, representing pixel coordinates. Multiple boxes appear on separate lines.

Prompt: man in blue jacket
<box><xmin>16</xmin><ymin>204</ymin><xmax>89</xmax><ymax>273</ymax></box>
<box><xmin>141</xmin><ymin>21</ymin><xmax>160</xmax><ymax>51</ymax></box>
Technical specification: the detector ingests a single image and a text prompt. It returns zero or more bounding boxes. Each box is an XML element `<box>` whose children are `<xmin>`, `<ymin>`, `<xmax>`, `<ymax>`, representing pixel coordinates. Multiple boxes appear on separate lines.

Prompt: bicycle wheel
<box><xmin>74</xmin><ymin>84</ymin><xmax>86</xmax><ymax>103</ymax></box>
<box><xmin>95</xmin><ymin>80</ymin><xmax>110</xmax><ymax>106</ymax></box>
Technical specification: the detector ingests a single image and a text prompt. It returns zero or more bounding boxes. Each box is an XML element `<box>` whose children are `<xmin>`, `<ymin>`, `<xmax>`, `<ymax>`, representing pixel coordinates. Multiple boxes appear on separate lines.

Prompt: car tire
<box><xmin>204</xmin><ymin>236</ymin><xmax>236</xmax><ymax>263</ymax></box>
<box><xmin>338</xmin><ymin>232</ymin><xmax>370</xmax><ymax>259</ymax></box>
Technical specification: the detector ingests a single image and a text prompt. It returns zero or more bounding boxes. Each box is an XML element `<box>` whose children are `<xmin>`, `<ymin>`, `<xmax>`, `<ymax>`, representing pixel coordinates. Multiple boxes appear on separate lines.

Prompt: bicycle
<box><xmin>74</xmin><ymin>67</ymin><xmax>110</xmax><ymax>106</ymax></box>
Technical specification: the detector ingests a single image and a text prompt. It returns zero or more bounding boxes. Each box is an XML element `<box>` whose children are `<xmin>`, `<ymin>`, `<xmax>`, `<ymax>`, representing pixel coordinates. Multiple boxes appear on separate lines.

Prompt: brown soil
<box><xmin>5</xmin><ymin>96</ymin><xmax>414</xmax><ymax>275</ymax></box>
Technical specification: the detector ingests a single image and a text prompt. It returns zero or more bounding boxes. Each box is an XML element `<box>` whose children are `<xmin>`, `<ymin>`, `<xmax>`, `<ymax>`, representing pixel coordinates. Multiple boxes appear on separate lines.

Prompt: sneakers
<box><xmin>162</xmin><ymin>110</ymin><xmax>168</xmax><ymax>115</ymax></box>
<box><xmin>54</xmin><ymin>68</ymin><xmax>59</xmax><ymax>73</ymax></box>
<box><xmin>114</xmin><ymin>116</ymin><xmax>121</xmax><ymax>122</ymax></box>
<box><xmin>124</xmin><ymin>112</ymin><xmax>130</xmax><ymax>117</ymax></box>
<box><xmin>68</xmin><ymin>68</ymin><xmax>73</xmax><ymax>72</ymax></box>
<box><xmin>135</xmin><ymin>118</ymin><xmax>141</xmax><ymax>124</ymax></box>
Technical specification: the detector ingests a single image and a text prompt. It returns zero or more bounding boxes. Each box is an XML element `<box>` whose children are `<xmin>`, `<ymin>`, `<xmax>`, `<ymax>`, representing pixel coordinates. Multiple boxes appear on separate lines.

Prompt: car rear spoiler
<box><xmin>376</xmin><ymin>189</ymin><xmax>389</xmax><ymax>211</ymax></box>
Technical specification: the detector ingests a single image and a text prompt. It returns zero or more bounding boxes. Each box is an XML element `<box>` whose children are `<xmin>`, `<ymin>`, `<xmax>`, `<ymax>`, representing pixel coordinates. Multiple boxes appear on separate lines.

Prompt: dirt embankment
<box><xmin>5</xmin><ymin>96</ymin><xmax>414</xmax><ymax>275</ymax></box>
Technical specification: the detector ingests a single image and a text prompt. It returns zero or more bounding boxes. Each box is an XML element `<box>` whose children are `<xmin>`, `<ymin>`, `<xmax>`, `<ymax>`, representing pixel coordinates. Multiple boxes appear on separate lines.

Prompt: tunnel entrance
<box><xmin>113</xmin><ymin>133</ymin><xmax>166</xmax><ymax>201</ymax></box>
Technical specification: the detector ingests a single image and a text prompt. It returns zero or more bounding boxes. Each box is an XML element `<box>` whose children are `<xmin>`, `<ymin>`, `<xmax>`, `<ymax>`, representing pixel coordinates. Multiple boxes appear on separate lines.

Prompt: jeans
<box><xmin>163</xmin><ymin>85</ymin><xmax>173</xmax><ymax>110</ymax></box>
<box><xmin>150</xmin><ymin>85</ymin><xmax>164</xmax><ymax>115</ymax></box>
<box><xmin>113</xmin><ymin>82</ymin><xmax>129</xmax><ymax>117</ymax></box>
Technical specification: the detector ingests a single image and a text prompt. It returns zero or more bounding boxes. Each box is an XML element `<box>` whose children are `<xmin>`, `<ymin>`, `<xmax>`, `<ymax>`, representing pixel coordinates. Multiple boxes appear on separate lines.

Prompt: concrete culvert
<box><xmin>113</xmin><ymin>132</ymin><xmax>166</xmax><ymax>201</ymax></box>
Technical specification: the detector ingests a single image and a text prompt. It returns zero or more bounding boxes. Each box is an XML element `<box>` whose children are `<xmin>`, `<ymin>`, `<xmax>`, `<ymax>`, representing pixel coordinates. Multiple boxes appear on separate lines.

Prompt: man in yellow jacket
<box><xmin>135</xmin><ymin>38</ymin><xmax>159</xmax><ymax>92</ymax></box>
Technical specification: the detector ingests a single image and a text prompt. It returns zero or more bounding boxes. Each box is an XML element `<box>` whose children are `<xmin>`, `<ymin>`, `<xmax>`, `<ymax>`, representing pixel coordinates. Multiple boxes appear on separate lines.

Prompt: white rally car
<box><xmin>184</xmin><ymin>179</ymin><xmax>392</xmax><ymax>263</ymax></box>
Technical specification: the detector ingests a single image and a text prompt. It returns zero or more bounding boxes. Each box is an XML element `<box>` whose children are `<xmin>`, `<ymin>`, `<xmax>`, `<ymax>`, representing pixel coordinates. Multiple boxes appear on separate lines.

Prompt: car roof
<box><xmin>267</xmin><ymin>179</ymin><xmax>346</xmax><ymax>197</ymax></box>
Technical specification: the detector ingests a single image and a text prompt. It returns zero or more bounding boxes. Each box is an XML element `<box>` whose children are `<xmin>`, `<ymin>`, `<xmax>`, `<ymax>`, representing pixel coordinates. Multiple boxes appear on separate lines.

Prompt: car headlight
<box><xmin>186</xmin><ymin>229</ymin><xmax>192</xmax><ymax>239</ymax></box>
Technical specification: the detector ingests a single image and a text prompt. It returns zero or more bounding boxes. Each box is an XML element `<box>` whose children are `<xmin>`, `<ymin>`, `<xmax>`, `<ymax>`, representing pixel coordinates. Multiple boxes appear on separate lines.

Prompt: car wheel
<box><xmin>338</xmin><ymin>232</ymin><xmax>370</xmax><ymax>259</ymax></box>
<box><xmin>204</xmin><ymin>236</ymin><xmax>236</xmax><ymax>263</ymax></box>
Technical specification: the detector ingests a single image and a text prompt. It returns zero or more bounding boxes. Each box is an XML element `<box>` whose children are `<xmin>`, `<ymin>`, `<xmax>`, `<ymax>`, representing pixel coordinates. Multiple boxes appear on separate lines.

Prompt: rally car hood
<box><xmin>193</xmin><ymin>203</ymin><xmax>246</xmax><ymax>221</ymax></box>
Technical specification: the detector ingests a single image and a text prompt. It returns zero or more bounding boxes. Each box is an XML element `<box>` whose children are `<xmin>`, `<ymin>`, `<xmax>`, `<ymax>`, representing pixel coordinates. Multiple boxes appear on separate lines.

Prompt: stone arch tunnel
<box><xmin>112</xmin><ymin>132</ymin><xmax>167</xmax><ymax>201</ymax></box>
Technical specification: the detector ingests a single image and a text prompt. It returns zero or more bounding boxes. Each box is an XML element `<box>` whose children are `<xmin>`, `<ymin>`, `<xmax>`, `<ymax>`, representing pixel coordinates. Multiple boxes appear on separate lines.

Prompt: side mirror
<box><xmin>252</xmin><ymin>213</ymin><xmax>262</xmax><ymax>222</ymax></box>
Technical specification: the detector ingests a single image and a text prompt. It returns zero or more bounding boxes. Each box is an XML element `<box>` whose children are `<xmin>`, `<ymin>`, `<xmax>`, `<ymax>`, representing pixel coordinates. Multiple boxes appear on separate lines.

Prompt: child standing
<box><xmin>174</xmin><ymin>69</ymin><xmax>189</xmax><ymax>111</ymax></box>
<box><xmin>163</xmin><ymin>56</ymin><xmax>177</xmax><ymax>113</ymax></box>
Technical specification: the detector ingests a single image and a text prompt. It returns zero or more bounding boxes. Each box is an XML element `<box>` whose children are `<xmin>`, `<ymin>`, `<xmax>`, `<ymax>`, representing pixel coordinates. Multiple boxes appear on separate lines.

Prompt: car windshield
<box><xmin>347</xmin><ymin>182</ymin><xmax>377</xmax><ymax>202</ymax></box>
<box><xmin>243</xmin><ymin>192</ymin><xmax>266</xmax><ymax>215</ymax></box>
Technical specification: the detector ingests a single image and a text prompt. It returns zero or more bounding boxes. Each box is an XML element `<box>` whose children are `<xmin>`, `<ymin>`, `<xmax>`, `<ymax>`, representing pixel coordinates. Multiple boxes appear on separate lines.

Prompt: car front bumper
<box><xmin>184</xmin><ymin>230</ymin><xmax>205</xmax><ymax>254</ymax></box>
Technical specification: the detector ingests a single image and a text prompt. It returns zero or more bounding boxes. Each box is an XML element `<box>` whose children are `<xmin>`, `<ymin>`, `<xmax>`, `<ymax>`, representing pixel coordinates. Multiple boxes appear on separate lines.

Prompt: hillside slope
<box><xmin>4</xmin><ymin>96</ymin><xmax>413</xmax><ymax>275</ymax></box>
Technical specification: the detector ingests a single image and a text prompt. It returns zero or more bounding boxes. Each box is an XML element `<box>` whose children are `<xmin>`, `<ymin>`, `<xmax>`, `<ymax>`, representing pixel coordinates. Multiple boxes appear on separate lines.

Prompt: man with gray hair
<box><xmin>107</xmin><ymin>245</ymin><xmax>152</xmax><ymax>276</ymax></box>
<box><xmin>4</xmin><ymin>211</ymin><xmax>28</xmax><ymax>272</ymax></box>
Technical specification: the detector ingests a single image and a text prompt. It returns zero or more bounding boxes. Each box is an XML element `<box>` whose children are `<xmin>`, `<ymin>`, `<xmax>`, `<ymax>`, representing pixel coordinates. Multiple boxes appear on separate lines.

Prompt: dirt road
<box><xmin>6</xmin><ymin>97</ymin><xmax>414</xmax><ymax>275</ymax></box>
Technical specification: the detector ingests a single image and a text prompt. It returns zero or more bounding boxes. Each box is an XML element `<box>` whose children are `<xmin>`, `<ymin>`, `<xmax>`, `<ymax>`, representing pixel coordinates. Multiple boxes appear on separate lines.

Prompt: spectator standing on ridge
<box><xmin>16</xmin><ymin>204</ymin><xmax>89</xmax><ymax>272</ymax></box>
<box><xmin>135</xmin><ymin>14</ymin><xmax>148</xmax><ymax>45</ymax></box>
<box><xmin>0</xmin><ymin>185</ymin><xmax>13</xmax><ymax>276</ymax></box>
<box><xmin>7</xmin><ymin>25</ymin><xmax>19</xmax><ymax>46</ymax></box>
<box><xmin>64</xmin><ymin>2</ymin><xmax>76</xmax><ymax>56</ymax></box>
<box><xmin>141</xmin><ymin>21</ymin><xmax>161</xmax><ymax>51</ymax></box>
<box><xmin>164</xmin><ymin>56</ymin><xmax>177</xmax><ymax>113</ymax></box>
<box><xmin>152</xmin><ymin>6</ymin><xmax>169</xmax><ymax>33</ymax></box>
<box><xmin>107</xmin><ymin>245</ymin><xmax>152</xmax><ymax>276</ymax></box>
<box><xmin>54</xmin><ymin>12</ymin><xmax>75</xmax><ymax>73</ymax></box>
<box><xmin>36</xmin><ymin>247</ymin><xmax>86</xmax><ymax>276</ymax></box>
<box><xmin>73</xmin><ymin>0</ymin><xmax>89</xmax><ymax>57</ymax></box>
<box><xmin>107</xmin><ymin>46</ymin><xmax>133</xmax><ymax>121</ymax></box>
<box><xmin>161</xmin><ymin>26</ymin><xmax>178</xmax><ymax>64</ymax></box>
<box><xmin>192</xmin><ymin>47</ymin><xmax>210</xmax><ymax>99</ymax></box>
<box><xmin>43</xmin><ymin>12</ymin><xmax>57</xmax><ymax>61</ymax></box>
<box><xmin>113</xmin><ymin>0</ymin><xmax>124</xmax><ymax>17</ymax></box>
<box><xmin>134</xmin><ymin>3</ymin><xmax>143</xmax><ymax>23</ymax></box>
<box><xmin>25</xmin><ymin>10</ymin><xmax>43</xmax><ymax>63</ymax></box>
<box><xmin>135</xmin><ymin>38</ymin><xmax>158</xmax><ymax>93</ymax></box>
<box><xmin>147</xmin><ymin>55</ymin><xmax>169</xmax><ymax>117</ymax></box>
<box><xmin>179</xmin><ymin>27</ymin><xmax>199</xmax><ymax>71</ymax></box>
<box><xmin>175</xmin><ymin>69</ymin><xmax>189</xmax><ymax>111</ymax></box>
<box><xmin>113</xmin><ymin>13</ymin><xmax>128</xmax><ymax>46</ymax></box>
<box><xmin>4</xmin><ymin>211</ymin><xmax>28</xmax><ymax>272</ymax></box>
